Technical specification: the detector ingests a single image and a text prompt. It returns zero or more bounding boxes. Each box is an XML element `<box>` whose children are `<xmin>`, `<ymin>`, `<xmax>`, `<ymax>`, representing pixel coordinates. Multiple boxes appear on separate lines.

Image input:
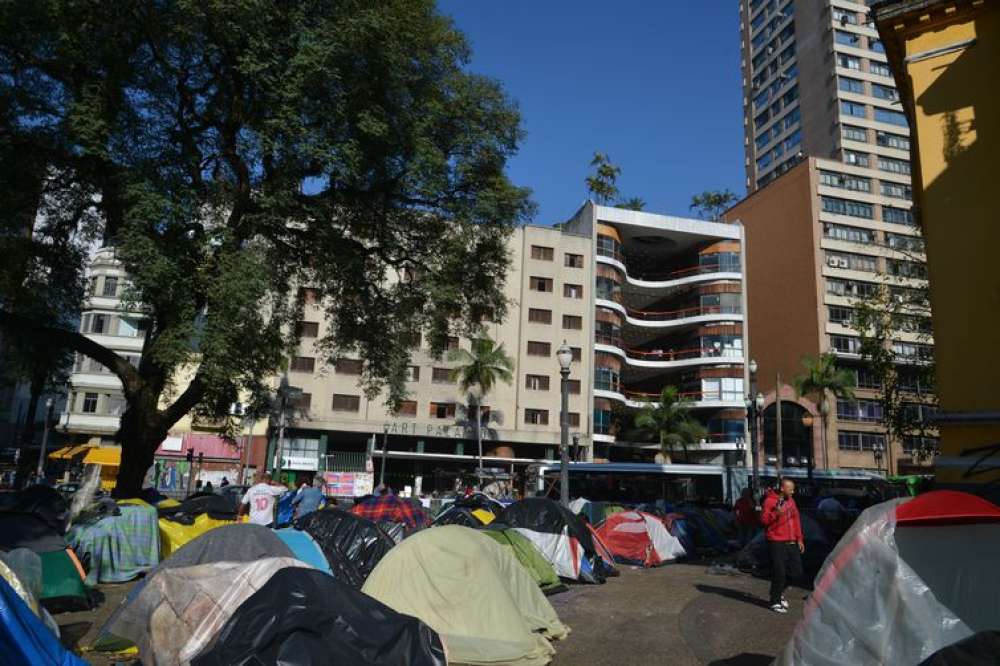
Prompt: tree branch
<box><xmin>159</xmin><ymin>371</ymin><xmax>207</xmax><ymax>428</ymax></box>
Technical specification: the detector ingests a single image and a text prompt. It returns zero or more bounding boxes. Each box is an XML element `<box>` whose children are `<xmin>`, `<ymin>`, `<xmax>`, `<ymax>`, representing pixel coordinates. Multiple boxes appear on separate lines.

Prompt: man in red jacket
<box><xmin>760</xmin><ymin>478</ymin><xmax>804</xmax><ymax>613</ymax></box>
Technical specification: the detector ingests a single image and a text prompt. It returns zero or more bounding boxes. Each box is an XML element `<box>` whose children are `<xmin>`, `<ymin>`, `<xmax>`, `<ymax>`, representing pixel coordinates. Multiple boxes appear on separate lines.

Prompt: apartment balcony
<box><xmin>596</xmin><ymin>250</ymin><xmax>742</xmax><ymax>294</ymax></box>
<box><xmin>594</xmin><ymin>342</ymin><xmax>744</xmax><ymax>371</ymax></box>
<box><xmin>593</xmin><ymin>386</ymin><xmax>745</xmax><ymax>411</ymax></box>
<box><xmin>595</xmin><ymin>299</ymin><xmax>743</xmax><ymax>330</ymax></box>
<box><xmin>60</xmin><ymin>412</ymin><xmax>120</xmax><ymax>435</ymax></box>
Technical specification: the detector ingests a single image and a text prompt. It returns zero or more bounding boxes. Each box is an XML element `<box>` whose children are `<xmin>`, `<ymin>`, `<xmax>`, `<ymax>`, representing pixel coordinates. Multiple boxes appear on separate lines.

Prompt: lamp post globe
<box><xmin>556</xmin><ymin>341</ymin><xmax>572</xmax><ymax>507</ymax></box>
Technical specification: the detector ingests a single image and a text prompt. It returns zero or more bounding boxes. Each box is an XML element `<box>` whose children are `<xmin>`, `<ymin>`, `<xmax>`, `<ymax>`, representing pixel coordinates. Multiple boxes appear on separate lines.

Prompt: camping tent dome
<box><xmin>363</xmin><ymin>525</ymin><xmax>569</xmax><ymax>666</ymax></box>
<box><xmin>595</xmin><ymin>511</ymin><xmax>687</xmax><ymax>567</ymax></box>
<box><xmin>777</xmin><ymin>491</ymin><xmax>1000</xmax><ymax>665</ymax></box>
<box><xmin>294</xmin><ymin>508</ymin><xmax>395</xmax><ymax>588</ymax></box>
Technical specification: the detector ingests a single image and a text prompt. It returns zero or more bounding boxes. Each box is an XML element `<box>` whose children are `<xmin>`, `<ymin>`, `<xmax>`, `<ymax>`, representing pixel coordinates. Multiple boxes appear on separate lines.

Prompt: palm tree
<box><xmin>630</xmin><ymin>386</ymin><xmax>707</xmax><ymax>463</ymax></box>
<box><xmin>792</xmin><ymin>353</ymin><xmax>856</xmax><ymax>470</ymax></box>
<box><xmin>448</xmin><ymin>337</ymin><xmax>514</xmax><ymax>483</ymax></box>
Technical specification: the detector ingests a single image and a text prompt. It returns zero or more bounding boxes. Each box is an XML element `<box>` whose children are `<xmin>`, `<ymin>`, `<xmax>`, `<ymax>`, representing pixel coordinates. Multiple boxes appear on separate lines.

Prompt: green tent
<box><xmin>480</xmin><ymin>528</ymin><xmax>564</xmax><ymax>594</ymax></box>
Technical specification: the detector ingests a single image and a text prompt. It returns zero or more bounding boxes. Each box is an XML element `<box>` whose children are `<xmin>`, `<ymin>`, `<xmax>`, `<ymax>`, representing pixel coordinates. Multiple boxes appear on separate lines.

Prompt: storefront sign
<box><xmin>382</xmin><ymin>422</ymin><xmax>475</xmax><ymax>438</ymax></box>
<box><xmin>276</xmin><ymin>454</ymin><xmax>319</xmax><ymax>471</ymax></box>
<box><xmin>322</xmin><ymin>471</ymin><xmax>374</xmax><ymax>497</ymax></box>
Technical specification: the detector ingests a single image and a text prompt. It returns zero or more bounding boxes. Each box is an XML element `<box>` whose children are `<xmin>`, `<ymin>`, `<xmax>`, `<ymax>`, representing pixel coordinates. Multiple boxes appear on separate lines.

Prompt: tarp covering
<box><xmin>363</xmin><ymin>525</ymin><xmax>569</xmax><ymax>666</ymax></box>
<box><xmin>595</xmin><ymin>511</ymin><xmax>687</xmax><ymax>567</ymax></box>
<box><xmin>480</xmin><ymin>527</ymin><xmax>563</xmax><ymax>592</ymax></box>
<box><xmin>68</xmin><ymin>502</ymin><xmax>160</xmax><ymax>585</ymax></box>
<box><xmin>105</xmin><ymin>557</ymin><xmax>311</xmax><ymax>666</ymax></box>
<box><xmin>499</xmin><ymin>497</ymin><xmax>614</xmax><ymax>583</ymax></box>
<box><xmin>0</xmin><ymin>550</ymin><xmax>40</xmax><ymax>615</ymax></box>
<box><xmin>193</xmin><ymin>567</ymin><xmax>446</xmax><ymax>666</ymax></box>
<box><xmin>0</xmin><ymin>485</ymin><xmax>70</xmax><ymax>553</ymax></box>
<box><xmin>158</xmin><ymin>495</ymin><xmax>237</xmax><ymax>523</ymax></box>
<box><xmin>0</xmin><ymin>576</ymin><xmax>86</xmax><ymax>666</ymax></box>
<box><xmin>351</xmin><ymin>493</ymin><xmax>430</xmax><ymax>530</ymax></box>
<box><xmin>295</xmin><ymin>509</ymin><xmax>395</xmax><ymax>589</ymax></box>
<box><xmin>273</xmin><ymin>529</ymin><xmax>332</xmax><ymax>574</ymax></box>
<box><xmin>158</xmin><ymin>514</ymin><xmax>236</xmax><ymax>559</ymax></box>
<box><xmin>777</xmin><ymin>492</ymin><xmax>1000</xmax><ymax>665</ymax></box>
<box><xmin>432</xmin><ymin>504</ymin><xmax>493</xmax><ymax>528</ymax></box>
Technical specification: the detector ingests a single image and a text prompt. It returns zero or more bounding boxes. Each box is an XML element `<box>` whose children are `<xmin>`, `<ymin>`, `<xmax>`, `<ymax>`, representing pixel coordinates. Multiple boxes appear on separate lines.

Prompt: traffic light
<box><xmin>186</xmin><ymin>448</ymin><xmax>194</xmax><ymax>463</ymax></box>
<box><xmin>197</xmin><ymin>451</ymin><xmax>204</xmax><ymax>465</ymax></box>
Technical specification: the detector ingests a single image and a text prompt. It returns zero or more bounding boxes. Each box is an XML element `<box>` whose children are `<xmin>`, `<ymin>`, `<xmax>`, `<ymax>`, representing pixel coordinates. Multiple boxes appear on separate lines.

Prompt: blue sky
<box><xmin>437</xmin><ymin>1</ymin><xmax>745</xmax><ymax>226</ymax></box>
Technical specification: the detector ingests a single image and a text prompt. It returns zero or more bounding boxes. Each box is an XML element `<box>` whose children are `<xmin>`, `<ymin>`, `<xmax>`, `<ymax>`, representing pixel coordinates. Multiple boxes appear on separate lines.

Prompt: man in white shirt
<box><xmin>239</xmin><ymin>473</ymin><xmax>288</xmax><ymax>527</ymax></box>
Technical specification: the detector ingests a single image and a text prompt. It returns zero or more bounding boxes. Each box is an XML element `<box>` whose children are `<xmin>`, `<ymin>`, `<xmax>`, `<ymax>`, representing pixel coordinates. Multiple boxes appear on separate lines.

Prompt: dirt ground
<box><xmin>59</xmin><ymin>560</ymin><xmax>804</xmax><ymax>666</ymax></box>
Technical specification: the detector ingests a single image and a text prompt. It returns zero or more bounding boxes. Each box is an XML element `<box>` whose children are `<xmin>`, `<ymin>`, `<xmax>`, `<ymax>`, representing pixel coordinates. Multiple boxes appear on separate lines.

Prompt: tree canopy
<box><xmin>630</xmin><ymin>386</ymin><xmax>706</xmax><ymax>462</ymax></box>
<box><xmin>0</xmin><ymin>0</ymin><xmax>533</xmax><ymax>495</ymax></box>
<box><xmin>689</xmin><ymin>190</ymin><xmax>738</xmax><ymax>221</ymax></box>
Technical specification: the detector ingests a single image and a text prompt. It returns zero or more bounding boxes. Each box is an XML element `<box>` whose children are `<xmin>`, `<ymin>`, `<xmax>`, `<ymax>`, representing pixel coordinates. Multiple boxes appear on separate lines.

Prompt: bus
<box><xmin>528</xmin><ymin>462</ymin><xmax>729</xmax><ymax>505</ymax></box>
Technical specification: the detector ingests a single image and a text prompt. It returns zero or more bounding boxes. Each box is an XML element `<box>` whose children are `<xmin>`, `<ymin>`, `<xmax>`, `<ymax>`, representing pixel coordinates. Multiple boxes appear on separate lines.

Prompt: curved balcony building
<box><xmin>565</xmin><ymin>203</ymin><xmax>747</xmax><ymax>465</ymax></box>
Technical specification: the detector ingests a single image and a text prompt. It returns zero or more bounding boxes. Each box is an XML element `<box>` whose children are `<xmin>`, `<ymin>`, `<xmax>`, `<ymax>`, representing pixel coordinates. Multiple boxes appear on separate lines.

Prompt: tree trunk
<box><xmin>113</xmin><ymin>403</ymin><xmax>167</xmax><ymax>499</ymax></box>
<box><xmin>15</xmin><ymin>372</ymin><xmax>45</xmax><ymax>487</ymax></box>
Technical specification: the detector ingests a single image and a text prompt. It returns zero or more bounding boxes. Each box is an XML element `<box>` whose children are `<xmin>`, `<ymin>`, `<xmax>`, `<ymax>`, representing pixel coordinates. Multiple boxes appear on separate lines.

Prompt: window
<box><xmin>594</xmin><ymin>408</ymin><xmax>612</xmax><ymax>435</ymax></box>
<box><xmin>883</xmin><ymin>206</ymin><xmax>915</xmax><ymax>225</ymax></box>
<box><xmin>878</xmin><ymin>156</ymin><xmax>911</xmax><ymax>175</ymax></box>
<box><xmin>903</xmin><ymin>435</ymin><xmax>939</xmax><ymax>455</ymax></box>
<box><xmin>855</xmin><ymin>367</ymin><xmax>882</xmax><ymax>389</ymax></box>
<box><xmin>876</xmin><ymin>131</ymin><xmax>910</xmax><ymax>151</ymax></box>
<box><xmin>827</xmin><ymin>278</ymin><xmax>879</xmax><ymax>298</ymax></box>
<box><xmin>530</xmin><ymin>276</ymin><xmax>553</xmax><ymax>292</ymax></box>
<box><xmin>832</xmin><ymin>8</ymin><xmax>857</xmax><ymax>25</ymax></box>
<box><xmin>525</xmin><ymin>409</ymin><xmax>549</xmax><ymax>425</ymax></box>
<box><xmin>299</xmin><ymin>287</ymin><xmax>321</xmax><ymax>304</ymax></box>
<box><xmin>570</xmin><ymin>346</ymin><xmax>582</xmax><ymax>362</ymax></box>
<box><xmin>528</xmin><ymin>308</ymin><xmax>552</xmax><ymax>324</ymax></box>
<box><xmin>331</xmin><ymin>394</ymin><xmax>360</xmax><ymax>412</ymax></box>
<box><xmin>82</xmin><ymin>392</ymin><xmax>99</xmax><ymax>414</ymax></box>
<box><xmin>101</xmin><ymin>276</ymin><xmax>118</xmax><ymax>297</ymax></box>
<box><xmin>820</xmin><ymin>170</ymin><xmax>871</xmax><ymax>192</ymax></box>
<box><xmin>564</xmin><ymin>253</ymin><xmax>583</xmax><ymax>268</ymax></box>
<box><xmin>394</xmin><ymin>400</ymin><xmax>417</xmax><ymax>417</ymax></box>
<box><xmin>527</xmin><ymin>341</ymin><xmax>551</xmax><ymax>356</ymax></box>
<box><xmin>562</xmin><ymin>314</ymin><xmax>582</xmax><ymax>330</ymax></box>
<box><xmin>874</xmin><ymin>108</ymin><xmax>908</xmax><ymax>128</ymax></box>
<box><xmin>822</xmin><ymin>196</ymin><xmax>874</xmax><ymax>219</ymax></box>
<box><xmin>828</xmin><ymin>305</ymin><xmax>853</xmax><ymax>324</ymax></box>
<box><xmin>825</xmin><ymin>223</ymin><xmax>874</xmax><ymax>244</ymax></box>
<box><xmin>596</xmin><ymin>235</ymin><xmax>624</xmax><ymax>261</ymax></box>
<box><xmin>87</xmin><ymin>314</ymin><xmax>109</xmax><ymax>334</ymax></box>
<box><xmin>869</xmin><ymin>39</ymin><xmax>885</xmax><ymax>54</ymax></box>
<box><xmin>445</xmin><ymin>336</ymin><xmax>460</xmax><ymax>351</ymax></box>
<box><xmin>842</xmin><ymin>125</ymin><xmax>868</xmax><ymax>143</ymax></box>
<box><xmin>530</xmin><ymin>245</ymin><xmax>554</xmax><ymax>261</ymax></box>
<box><xmin>843</xmin><ymin>150</ymin><xmax>869</xmax><ymax>167</ymax></box>
<box><xmin>872</xmin><ymin>83</ymin><xmax>898</xmax><ymax>101</ymax></box>
<box><xmin>525</xmin><ymin>374</ymin><xmax>550</xmax><ymax>391</ymax></box>
<box><xmin>334</xmin><ymin>358</ymin><xmax>362</xmax><ymax>375</ymax></box>
<box><xmin>296</xmin><ymin>321</ymin><xmax>319</xmax><ymax>338</ymax></box>
<box><xmin>893</xmin><ymin>341</ymin><xmax>934</xmax><ymax>362</ymax></box>
<box><xmin>869</xmin><ymin>61</ymin><xmax>892</xmax><ymax>77</ymax></box>
<box><xmin>830</xmin><ymin>334</ymin><xmax>862</xmax><ymax>354</ymax></box>
<box><xmin>117</xmin><ymin>317</ymin><xmax>141</xmax><ymax>337</ymax></box>
<box><xmin>564</xmin><ymin>283</ymin><xmax>583</xmax><ymax>299</ymax></box>
<box><xmin>837</xmin><ymin>399</ymin><xmax>883</xmax><ymax>422</ymax></box>
<box><xmin>432</xmin><ymin>367</ymin><xmax>453</xmax><ymax>383</ymax></box>
<box><xmin>887</xmin><ymin>233</ymin><xmax>924</xmax><ymax>253</ymax></box>
<box><xmin>838</xmin><ymin>431</ymin><xmax>886</xmax><ymax>452</ymax></box>
<box><xmin>888</xmin><ymin>259</ymin><xmax>927</xmax><ymax>279</ymax></box>
<box><xmin>290</xmin><ymin>356</ymin><xmax>315</xmax><ymax>372</ymax></box>
<box><xmin>594</xmin><ymin>367</ymin><xmax>620</xmax><ymax>392</ymax></box>
<box><xmin>567</xmin><ymin>379</ymin><xmax>582</xmax><ymax>395</ymax></box>
<box><xmin>826</xmin><ymin>250</ymin><xmax>877</xmax><ymax>272</ymax></box>
<box><xmin>837</xmin><ymin>54</ymin><xmax>861</xmax><ymax>70</ymax></box>
<box><xmin>880</xmin><ymin>182</ymin><xmax>912</xmax><ymax>200</ymax></box>
<box><xmin>840</xmin><ymin>100</ymin><xmax>867</xmax><ymax>118</ymax></box>
<box><xmin>568</xmin><ymin>412</ymin><xmax>581</xmax><ymax>428</ymax></box>
<box><xmin>430</xmin><ymin>402</ymin><xmax>456</xmax><ymax>419</ymax></box>
<box><xmin>838</xmin><ymin>77</ymin><xmax>865</xmax><ymax>94</ymax></box>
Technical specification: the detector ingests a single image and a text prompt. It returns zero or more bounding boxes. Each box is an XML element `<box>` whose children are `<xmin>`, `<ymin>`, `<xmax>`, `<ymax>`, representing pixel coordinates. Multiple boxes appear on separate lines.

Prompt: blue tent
<box><xmin>274</xmin><ymin>528</ymin><xmax>332</xmax><ymax>575</ymax></box>
<box><xmin>0</xmin><ymin>575</ymin><xmax>86</xmax><ymax>665</ymax></box>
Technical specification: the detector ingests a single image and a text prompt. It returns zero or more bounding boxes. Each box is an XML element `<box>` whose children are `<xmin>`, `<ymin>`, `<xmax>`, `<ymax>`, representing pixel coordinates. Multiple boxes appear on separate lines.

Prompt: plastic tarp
<box><xmin>0</xmin><ymin>549</ymin><xmax>42</xmax><ymax>615</ymax></box>
<box><xmin>158</xmin><ymin>513</ymin><xmax>236</xmax><ymax>559</ymax></box>
<box><xmin>295</xmin><ymin>509</ymin><xmax>395</xmax><ymax>589</ymax></box>
<box><xmin>0</xmin><ymin>486</ymin><xmax>70</xmax><ymax>553</ymax></box>
<box><xmin>158</xmin><ymin>495</ymin><xmax>237</xmax><ymax>523</ymax></box>
<box><xmin>777</xmin><ymin>492</ymin><xmax>1000</xmax><ymax>665</ymax></box>
<box><xmin>363</xmin><ymin>525</ymin><xmax>568</xmax><ymax>666</ymax></box>
<box><xmin>595</xmin><ymin>511</ymin><xmax>687</xmax><ymax>567</ymax></box>
<box><xmin>273</xmin><ymin>529</ymin><xmax>332</xmax><ymax>574</ymax></box>
<box><xmin>193</xmin><ymin>567</ymin><xmax>446</xmax><ymax>666</ymax></box>
<box><xmin>69</xmin><ymin>502</ymin><xmax>161</xmax><ymax>585</ymax></box>
<box><xmin>480</xmin><ymin>528</ymin><xmax>563</xmax><ymax>593</ymax></box>
<box><xmin>0</xmin><ymin>576</ymin><xmax>86</xmax><ymax>666</ymax></box>
<box><xmin>432</xmin><ymin>505</ymin><xmax>494</xmax><ymax>528</ymax></box>
<box><xmin>105</xmin><ymin>557</ymin><xmax>311</xmax><ymax>666</ymax></box>
<box><xmin>499</xmin><ymin>497</ymin><xmax>615</xmax><ymax>583</ymax></box>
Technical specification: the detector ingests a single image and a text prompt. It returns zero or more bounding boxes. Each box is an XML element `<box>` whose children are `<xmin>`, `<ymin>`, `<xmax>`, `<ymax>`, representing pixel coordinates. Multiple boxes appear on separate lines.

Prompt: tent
<box><xmin>158</xmin><ymin>493</ymin><xmax>241</xmax><ymax>557</ymax></box>
<box><xmin>595</xmin><ymin>511</ymin><xmax>687</xmax><ymax>567</ymax></box>
<box><xmin>193</xmin><ymin>567</ymin><xmax>446</xmax><ymax>666</ymax></box>
<box><xmin>38</xmin><ymin>549</ymin><xmax>90</xmax><ymax>613</ymax></box>
<box><xmin>294</xmin><ymin>509</ymin><xmax>396</xmax><ymax>589</ymax></box>
<box><xmin>499</xmin><ymin>497</ymin><xmax>615</xmax><ymax>583</ymax></box>
<box><xmin>68</xmin><ymin>501</ymin><xmax>160</xmax><ymax>585</ymax></box>
<box><xmin>104</xmin><ymin>557</ymin><xmax>311</xmax><ymax>665</ymax></box>
<box><xmin>663</xmin><ymin>513</ymin><xmax>696</xmax><ymax>555</ymax></box>
<box><xmin>567</xmin><ymin>498</ymin><xmax>628</xmax><ymax>526</ymax></box>
<box><xmin>677</xmin><ymin>509</ymin><xmax>732</xmax><ymax>553</ymax></box>
<box><xmin>432</xmin><ymin>504</ymin><xmax>495</xmax><ymax>528</ymax></box>
<box><xmin>0</xmin><ymin>485</ymin><xmax>70</xmax><ymax>553</ymax></box>
<box><xmin>0</xmin><ymin>576</ymin><xmax>87</xmax><ymax>666</ymax></box>
<box><xmin>363</xmin><ymin>526</ymin><xmax>568</xmax><ymax>666</ymax></box>
<box><xmin>351</xmin><ymin>494</ymin><xmax>430</xmax><ymax>533</ymax></box>
<box><xmin>480</xmin><ymin>527</ymin><xmax>564</xmax><ymax>594</ymax></box>
<box><xmin>736</xmin><ymin>513</ymin><xmax>831</xmax><ymax>580</ymax></box>
<box><xmin>777</xmin><ymin>491</ymin><xmax>1000</xmax><ymax>665</ymax></box>
<box><xmin>273</xmin><ymin>529</ymin><xmax>332</xmax><ymax>574</ymax></box>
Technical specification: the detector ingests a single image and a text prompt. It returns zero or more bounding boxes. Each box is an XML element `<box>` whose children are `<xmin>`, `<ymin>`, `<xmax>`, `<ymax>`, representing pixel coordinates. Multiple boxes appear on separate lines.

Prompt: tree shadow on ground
<box><xmin>709</xmin><ymin>654</ymin><xmax>775</xmax><ymax>666</ymax></box>
<box><xmin>695</xmin><ymin>583</ymin><xmax>770</xmax><ymax>609</ymax></box>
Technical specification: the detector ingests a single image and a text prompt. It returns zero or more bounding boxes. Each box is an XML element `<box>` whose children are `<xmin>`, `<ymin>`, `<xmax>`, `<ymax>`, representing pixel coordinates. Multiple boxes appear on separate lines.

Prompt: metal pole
<box><xmin>36</xmin><ymin>399</ymin><xmax>53</xmax><ymax>480</ymax></box>
<box><xmin>775</xmin><ymin>372</ymin><xmax>783</xmax><ymax>477</ymax></box>
<box><xmin>379</xmin><ymin>427</ymin><xmax>388</xmax><ymax>489</ymax></box>
<box><xmin>275</xmin><ymin>395</ymin><xmax>287</xmax><ymax>483</ymax></box>
<box><xmin>240</xmin><ymin>419</ymin><xmax>252</xmax><ymax>485</ymax></box>
<box><xmin>476</xmin><ymin>402</ymin><xmax>483</xmax><ymax>487</ymax></box>
<box><xmin>751</xmin><ymin>404</ymin><xmax>760</xmax><ymax>509</ymax></box>
<box><xmin>559</xmin><ymin>366</ymin><xmax>570</xmax><ymax>507</ymax></box>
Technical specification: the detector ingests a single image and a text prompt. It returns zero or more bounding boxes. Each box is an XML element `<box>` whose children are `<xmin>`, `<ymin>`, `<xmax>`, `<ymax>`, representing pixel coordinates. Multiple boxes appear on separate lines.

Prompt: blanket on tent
<box><xmin>69</xmin><ymin>502</ymin><xmax>160</xmax><ymax>585</ymax></box>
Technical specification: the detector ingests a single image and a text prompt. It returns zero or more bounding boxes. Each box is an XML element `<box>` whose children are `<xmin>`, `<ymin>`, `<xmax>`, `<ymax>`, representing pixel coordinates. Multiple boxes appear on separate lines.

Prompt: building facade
<box><xmin>873</xmin><ymin>0</ymin><xmax>1000</xmax><ymax>491</ymax></box>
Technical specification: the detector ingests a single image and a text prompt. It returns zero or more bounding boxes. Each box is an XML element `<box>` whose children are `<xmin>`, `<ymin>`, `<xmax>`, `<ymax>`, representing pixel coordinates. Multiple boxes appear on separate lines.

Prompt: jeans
<box><xmin>768</xmin><ymin>541</ymin><xmax>803</xmax><ymax>605</ymax></box>
<box><xmin>738</xmin><ymin>524</ymin><xmax>756</xmax><ymax>546</ymax></box>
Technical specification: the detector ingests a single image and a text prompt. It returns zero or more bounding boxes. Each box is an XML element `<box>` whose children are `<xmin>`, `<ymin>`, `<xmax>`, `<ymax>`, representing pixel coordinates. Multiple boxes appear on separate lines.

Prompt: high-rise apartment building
<box><xmin>732</xmin><ymin>0</ymin><xmax>934</xmax><ymax>476</ymax></box>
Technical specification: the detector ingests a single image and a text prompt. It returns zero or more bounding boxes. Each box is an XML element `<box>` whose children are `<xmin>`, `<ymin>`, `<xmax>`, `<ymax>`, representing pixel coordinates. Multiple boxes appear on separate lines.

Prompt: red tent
<box><xmin>595</xmin><ymin>511</ymin><xmax>687</xmax><ymax>567</ymax></box>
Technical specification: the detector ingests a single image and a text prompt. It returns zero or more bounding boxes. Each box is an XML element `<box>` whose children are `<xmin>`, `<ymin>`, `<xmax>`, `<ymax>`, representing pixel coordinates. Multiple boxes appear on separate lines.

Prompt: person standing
<box><xmin>292</xmin><ymin>477</ymin><xmax>326</xmax><ymax>520</ymax></box>
<box><xmin>760</xmin><ymin>478</ymin><xmax>804</xmax><ymax>613</ymax></box>
<box><xmin>239</xmin><ymin>472</ymin><xmax>287</xmax><ymax>527</ymax></box>
<box><xmin>734</xmin><ymin>487</ymin><xmax>759</xmax><ymax>546</ymax></box>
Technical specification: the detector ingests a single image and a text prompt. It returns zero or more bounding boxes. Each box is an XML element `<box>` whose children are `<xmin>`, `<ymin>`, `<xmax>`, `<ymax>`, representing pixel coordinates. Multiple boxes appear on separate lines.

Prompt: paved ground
<box><xmin>549</xmin><ymin>563</ymin><xmax>805</xmax><ymax>666</ymax></box>
<box><xmin>59</xmin><ymin>561</ymin><xmax>804</xmax><ymax>665</ymax></box>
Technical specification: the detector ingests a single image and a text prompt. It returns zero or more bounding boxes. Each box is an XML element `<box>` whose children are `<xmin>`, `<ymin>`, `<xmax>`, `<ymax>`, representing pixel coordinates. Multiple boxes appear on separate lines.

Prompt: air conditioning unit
<box><xmin>828</xmin><ymin>256</ymin><xmax>840</xmax><ymax>267</ymax></box>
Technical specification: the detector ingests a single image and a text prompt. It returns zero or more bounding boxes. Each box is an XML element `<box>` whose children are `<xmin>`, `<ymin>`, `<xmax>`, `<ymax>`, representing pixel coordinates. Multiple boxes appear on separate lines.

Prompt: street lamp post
<box><xmin>746</xmin><ymin>359</ymin><xmax>764</xmax><ymax>507</ymax></box>
<box><xmin>36</xmin><ymin>398</ymin><xmax>54</xmax><ymax>481</ymax></box>
<box><xmin>556</xmin><ymin>342</ymin><xmax>573</xmax><ymax>508</ymax></box>
<box><xmin>801</xmin><ymin>413</ymin><xmax>815</xmax><ymax>483</ymax></box>
<box><xmin>873</xmin><ymin>441</ymin><xmax>885</xmax><ymax>475</ymax></box>
<box><xmin>380</xmin><ymin>423</ymin><xmax>389</xmax><ymax>490</ymax></box>
<box><xmin>273</xmin><ymin>377</ymin><xmax>302</xmax><ymax>484</ymax></box>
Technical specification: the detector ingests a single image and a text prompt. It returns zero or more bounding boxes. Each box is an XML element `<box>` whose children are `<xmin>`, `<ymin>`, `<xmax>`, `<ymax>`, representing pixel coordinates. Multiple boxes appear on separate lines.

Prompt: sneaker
<box><xmin>770</xmin><ymin>603</ymin><xmax>788</xmax><ymax>614</ymax></box>
<box><xmin>780</xmin><ymin>597</ymin><xmax>790</xmax><ymax>609</ymax></box>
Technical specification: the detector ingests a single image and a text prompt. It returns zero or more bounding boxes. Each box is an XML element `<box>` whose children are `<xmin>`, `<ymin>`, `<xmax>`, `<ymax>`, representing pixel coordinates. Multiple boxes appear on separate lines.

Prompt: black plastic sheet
<box><xmin>294</xmin><ymin>509</ymin><xmax>395</xmax><ymax>588</ymax></box>
<box><xmin>191</xmin><ymin>567</ymin><xmax>447</xmax><ymax>666</ymax></box>
<box><xmin>0</xmin><ymin>486</ymin><xmax>70</xmax><ymax>553</ymax></box>
<box><xmin>158</xmin><ymin>494</ymin><xmax>237</xmax><ymax>523</ymax></box>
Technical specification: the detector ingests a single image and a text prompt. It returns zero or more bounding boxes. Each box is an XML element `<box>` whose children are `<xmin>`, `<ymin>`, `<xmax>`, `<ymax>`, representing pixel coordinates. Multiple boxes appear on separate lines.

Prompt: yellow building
<box><xmin>874</xmin><ymin>0</ymin><xmax>1000</xmax><ymax>492</ymax></box>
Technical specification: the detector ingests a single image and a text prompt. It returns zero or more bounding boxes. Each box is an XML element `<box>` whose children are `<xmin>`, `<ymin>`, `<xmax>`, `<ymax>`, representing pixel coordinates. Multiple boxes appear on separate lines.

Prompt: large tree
<box><xmin>630</xmin><ymin>386</ymin><xmax>706</xmax><ymax>463</ymax></box>
<box><xmin>792</xmin><ymin>352</ymin><xmax>856</xmax><ymax>470</ymax></box>
<box><xmin>0</xmin><ymin>0</ymin><xmax>533</xmax><ymax>496</ymax></box>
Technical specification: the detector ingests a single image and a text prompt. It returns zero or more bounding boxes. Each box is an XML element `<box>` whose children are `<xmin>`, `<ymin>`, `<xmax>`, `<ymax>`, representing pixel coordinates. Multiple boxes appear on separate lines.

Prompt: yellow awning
<box><xmin>47</xmin><ymin>446</ymin><xmax>73</xmax><ymax>460</ymax></box>
<box><xmin>48</xmin><ymin>444</ymin><xmax>95</xmax><ymax>460</ymax></box>
<box><xmin>83</xmin><ymin>446</ymin><xmax>122</xmax><ymax>467</ymax></box>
